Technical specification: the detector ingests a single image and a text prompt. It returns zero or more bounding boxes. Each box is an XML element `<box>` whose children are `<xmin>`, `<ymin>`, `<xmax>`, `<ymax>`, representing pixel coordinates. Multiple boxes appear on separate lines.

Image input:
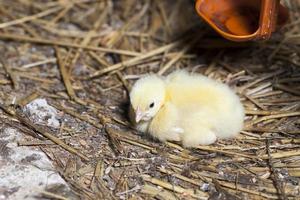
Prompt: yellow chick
<box><xmin>129</xmin><ymin>70</ymin><xmax>244</xmax><ymax>147</ymax></box>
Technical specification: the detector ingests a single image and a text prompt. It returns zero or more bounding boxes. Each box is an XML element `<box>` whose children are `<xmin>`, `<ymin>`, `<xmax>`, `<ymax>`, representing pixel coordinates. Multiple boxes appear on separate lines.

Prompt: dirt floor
<box><xmin>0</xmin><ymin>0</ymin><xmax>300</xmax><ymax>199</ymax></box>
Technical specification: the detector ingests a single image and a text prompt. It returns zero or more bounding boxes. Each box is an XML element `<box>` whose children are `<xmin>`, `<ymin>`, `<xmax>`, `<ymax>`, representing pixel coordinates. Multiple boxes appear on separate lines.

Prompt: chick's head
<box><xmin>130</xmin><ymin>75</ymin><xmax>165</xmax><ymax>123</ymax></box>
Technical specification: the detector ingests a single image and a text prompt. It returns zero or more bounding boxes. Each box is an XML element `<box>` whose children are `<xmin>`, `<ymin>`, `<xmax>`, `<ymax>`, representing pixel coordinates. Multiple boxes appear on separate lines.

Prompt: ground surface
<box><xmin>0</xmin><ymin>0</ymin><xmax>300</xmax><ymax>199</ymax></box>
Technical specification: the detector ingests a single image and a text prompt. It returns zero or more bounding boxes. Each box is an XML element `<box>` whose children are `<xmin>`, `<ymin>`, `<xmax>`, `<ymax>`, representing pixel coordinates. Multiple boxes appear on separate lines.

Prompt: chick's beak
<box><xmin>135</xmin><ymin>107</ymin><xmax>143</xmax><ymax>123</ymax></box>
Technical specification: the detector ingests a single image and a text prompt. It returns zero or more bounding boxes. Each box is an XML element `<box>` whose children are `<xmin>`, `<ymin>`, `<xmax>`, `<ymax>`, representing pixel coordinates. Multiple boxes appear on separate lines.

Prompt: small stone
<box><xmin>24</xmin><ymin>98</ymin><xmax>61</xmax><ymax>128</ymax></box>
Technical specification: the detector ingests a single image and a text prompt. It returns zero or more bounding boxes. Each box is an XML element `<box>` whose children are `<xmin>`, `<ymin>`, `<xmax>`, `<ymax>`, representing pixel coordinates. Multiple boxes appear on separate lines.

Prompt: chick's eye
<box><xmin>149</xmin><ymin>102</ymin><xmax>155</xmax><ymax>108</ymax></box>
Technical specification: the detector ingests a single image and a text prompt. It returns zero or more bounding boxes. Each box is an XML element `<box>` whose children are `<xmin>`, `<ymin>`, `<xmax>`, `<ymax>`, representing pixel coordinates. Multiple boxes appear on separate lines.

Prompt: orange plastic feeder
<box><xmin>195</xmin><ymin>0</ymin><xmax>289</xmax><ymax>41</ymax></box>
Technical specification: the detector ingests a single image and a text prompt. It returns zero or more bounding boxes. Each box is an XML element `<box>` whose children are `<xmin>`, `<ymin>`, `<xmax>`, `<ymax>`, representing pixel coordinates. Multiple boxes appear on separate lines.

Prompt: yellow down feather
<box><xmin>129</xmin><ymin>70</ymin><xmax>244</xmax><ymax>147</ymax></box>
